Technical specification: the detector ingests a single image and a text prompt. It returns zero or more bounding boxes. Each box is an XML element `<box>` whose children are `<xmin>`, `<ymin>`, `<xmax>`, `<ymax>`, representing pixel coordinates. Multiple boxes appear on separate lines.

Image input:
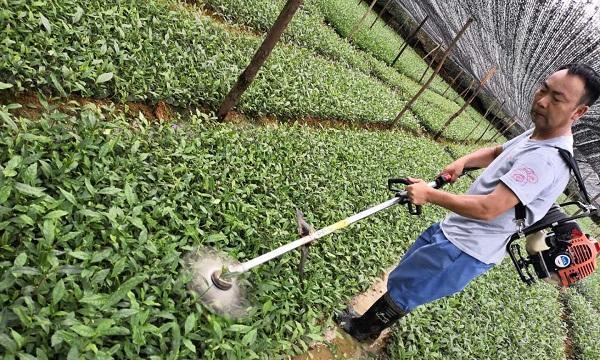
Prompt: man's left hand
<box><xmin>406</xmin><ymin>178</ymin><xmax>431</xmax><ymax>205</ymax></box>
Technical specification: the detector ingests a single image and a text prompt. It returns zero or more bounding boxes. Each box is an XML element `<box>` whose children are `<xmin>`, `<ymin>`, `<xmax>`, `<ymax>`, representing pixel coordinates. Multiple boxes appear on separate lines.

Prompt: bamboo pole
<box><xmin>476</xmin><ymin>117</ymin><xmax>501</xmax><ymax>144</ymax></box>
<box><xmin>418</xmin><ymin>44</ymin><xmax>441</xmax><ymax>83</ymax></box>
<box><xmin>453</xmin><ymin>79</ymin><xmax>474</xmax><ymax>102</ymax></box>
<box><xmin>348</xmin><ymin>0</ymin><xmax>378</xmax><ymax>40</ymax></box>
<box><xmin>391</xmin><ymin>16</ymin><xmax>429</xmax><ymax>67</ymax></box>
<box><xmin>461</xmin><ymin>115</ymin><xmax>485</xmax><ymax>144</ymax></box>
<box><xmin>475</xmin><ymin>100</ymin><xmax>506</xmax><ymax>143</ymax></box>
<box><xmin>461</xmin><ymin>96</ymin><xmax>499</xmax><ymax>143</ymax></box>
<box><xmin>434</xmin><ymin>67</ymin><xmax>496</xmax><ymax>140</ymax></box>
<box><xmin>217</xmin><ymin>0</ymin><xmax>304</xmax><ymax>120</ymax></box>
<box><xmin>370</xmin><ymin>0</ymin><xmax>392</xmax><ymax>28</ymax></box>
<box><xmin>498</xmin><ymin>117</ymin><xmax>516</xmax><ymax>136</ymax></box>
<box><xmin>422</xmin><ymin>44</ymin><xmax>441</xmax><ymax>62</ymax></box>
<box><xmin>492</xmin><ymin>118</ymin><xmax>517</xmax><ymax>142</ymax></box>
<box><xmin>482</xmin><ymin>99</ymin><xmax>498</xmax><ymax>119</ymax></box>
<box><xmin>491</xmin><ymin>118</ymin><xmax>510</xmax><ymax>141</ymax></box>
<box><xmin>392</xmin><ymin>18</ymin><xmax>474</xmax><ymax>126</ymax></box>
<box><xmin>442</xmin><ymin>69</ymin><xmax>463</xmax><ymax>96</ymax></box>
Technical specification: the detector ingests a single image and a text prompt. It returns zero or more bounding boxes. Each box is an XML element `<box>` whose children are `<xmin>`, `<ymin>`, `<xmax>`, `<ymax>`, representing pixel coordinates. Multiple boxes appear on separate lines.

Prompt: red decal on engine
<box><xmin>511</xmin><ymin>167</ymin><xmax>538</xmax><ymax>184</ymax></box>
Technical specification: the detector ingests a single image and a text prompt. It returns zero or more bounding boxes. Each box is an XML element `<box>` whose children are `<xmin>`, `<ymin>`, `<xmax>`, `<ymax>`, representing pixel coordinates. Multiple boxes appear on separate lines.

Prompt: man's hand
<box><xmin>440</xmin><ymin>160</ymin><xmax>465</xmax><ymax>183</ymax></box>
<box><xmin>406</xmin><ymin>178</ymin><xmax>431</xmax><ymax>205</ymax></box>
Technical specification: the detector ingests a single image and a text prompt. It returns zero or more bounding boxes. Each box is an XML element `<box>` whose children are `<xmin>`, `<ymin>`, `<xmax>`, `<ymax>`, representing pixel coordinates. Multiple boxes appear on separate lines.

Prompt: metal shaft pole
<box><xmin>229</xmin><ymin>197</ymin><xmax>401</xmax><ymax>273</ymax></box>
<box><xmin>229</xmin><ymin>179</ymin><xmax>440</xmax><ymax>273</ymax></box>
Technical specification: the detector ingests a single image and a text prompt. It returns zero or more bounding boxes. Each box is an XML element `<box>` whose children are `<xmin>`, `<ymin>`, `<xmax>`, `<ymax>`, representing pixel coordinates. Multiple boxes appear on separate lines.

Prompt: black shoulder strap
<box><xmin>555</xmin><ymin>147</ymin><xmax>591</xmax><ymax>204</ymax></box>
<box><xmin>514</xmin><ymin>147</ymin><xmax>591</xmax><ymax>223</ymax></box>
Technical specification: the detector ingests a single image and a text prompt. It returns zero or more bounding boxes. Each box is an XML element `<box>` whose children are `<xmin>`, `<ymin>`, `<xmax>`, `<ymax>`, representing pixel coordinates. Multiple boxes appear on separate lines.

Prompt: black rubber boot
<box><xmin>335</xmin><ymin>292</ymin><xmax>406</xmax><ymax>342</ymax></box>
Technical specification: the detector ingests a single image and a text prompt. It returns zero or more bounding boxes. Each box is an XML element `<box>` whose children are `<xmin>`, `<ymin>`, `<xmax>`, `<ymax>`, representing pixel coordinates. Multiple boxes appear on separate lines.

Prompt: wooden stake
<box><xmin>475</xmin><ymin>100</ymin><xmax>506</xmax><ymax>143</ymax></box>
<box><xmin>434</xmin><ymin>67</ymin><xmax>497</xmax><ymax>140</ymax></box>
<box><xmin>581</xmin><ymin>171</ymin><xmax>594</xmax><ymax>184</ymax></box>
<box><xmin>370</xmin><ymin>0</ymin><xmax>392</xmax><ymax>28</ymax></box>
<box><xmin>482</xmin><ymin>99</ymin><xmax>497</xmax><ymax>119</ymax></box>
<box><xmin>497</xmin><ymin>117</ymin><xmax>515</xmax><ymax>136</ymax></box>
<box><xmin>391</xmin><ymin>16</ymin><xmax>429</xmax><ymax>67</ymax></box>
<box><xmin>454</xmin><ymin>79</ymin><xmax>474</xmax><ymax>102</ymax></box>
<box><xmin>461</xmin><ymin>116</ymin><xmax>484</xmax><ymax>144</ymax></box>
<box><xmin>348</xmin><ymin>0</ymin><xmax>377</xmax><ymax>40</ymax></box>
<box><xmin>475</xmin><ymin>117</ymin><xmax>500</xmax><ymax>144</ymax></box>
<box><xmin>492</xmin><ymin>118</ymin><xmax>516</xmax><ymax>142</ymax></box>
<box><xmin>442</xmin><ymin>69</ymin><xmax>463</xmax><ymax>96</ymax></box>
<box><xmin>217</xmin><ymin>0</ymin><xmax>304</xmax><ymax>120</ymax></box>
<box><xmin>418</xmin><ymin>45</ymin><xmax>441</xmax><ymax>83</ymax></box>
<box><xmin>392</xmin><ymin>19</ymin><xmax>474</xmax><ymax>126</ymax></box>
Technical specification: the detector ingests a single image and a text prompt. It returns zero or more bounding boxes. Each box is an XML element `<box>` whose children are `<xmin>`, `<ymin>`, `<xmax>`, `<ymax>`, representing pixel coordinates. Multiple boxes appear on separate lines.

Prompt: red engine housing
<box><xmin>556</xmin><ymin>230</ymin><xmax>600</xmax><ymax>287</ymax></box>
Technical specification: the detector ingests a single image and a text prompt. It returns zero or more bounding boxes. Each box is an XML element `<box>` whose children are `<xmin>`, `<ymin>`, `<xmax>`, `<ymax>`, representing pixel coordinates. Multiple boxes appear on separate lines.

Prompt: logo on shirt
<box><xmin>511</xmin><ymin>167</ymin><xmax>538</xmax><ymax>184</ymax></box>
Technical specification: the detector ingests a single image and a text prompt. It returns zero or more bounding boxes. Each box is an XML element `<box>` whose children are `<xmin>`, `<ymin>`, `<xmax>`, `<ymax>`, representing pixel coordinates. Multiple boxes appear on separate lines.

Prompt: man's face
<box><xmin>530</xmin><ymin>69</ymin><xmax>589</xmax><ymax>131</ymax></box>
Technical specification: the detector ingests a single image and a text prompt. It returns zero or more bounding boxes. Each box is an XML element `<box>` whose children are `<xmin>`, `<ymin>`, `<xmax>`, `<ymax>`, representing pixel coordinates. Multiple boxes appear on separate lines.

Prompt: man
<box><xmin>336</xmin><ymin>63</ymin><xmax>600</xmax><ymax>342</ymax></box>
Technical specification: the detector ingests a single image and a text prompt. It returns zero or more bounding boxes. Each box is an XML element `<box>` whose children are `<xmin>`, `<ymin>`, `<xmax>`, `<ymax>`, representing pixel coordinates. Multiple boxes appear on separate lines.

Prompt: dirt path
<box><xmin>291</xmin><ymin>267</ymin><xmax>395</xmax><ymax>360</ymax></box>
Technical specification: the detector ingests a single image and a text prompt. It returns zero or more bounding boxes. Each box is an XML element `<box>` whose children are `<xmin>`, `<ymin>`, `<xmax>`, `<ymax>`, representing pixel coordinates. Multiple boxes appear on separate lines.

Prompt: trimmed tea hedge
<box><xmin>0</xmin><ymin>102</ymin><xmax>462</xmax><ymax>359</ymax></box>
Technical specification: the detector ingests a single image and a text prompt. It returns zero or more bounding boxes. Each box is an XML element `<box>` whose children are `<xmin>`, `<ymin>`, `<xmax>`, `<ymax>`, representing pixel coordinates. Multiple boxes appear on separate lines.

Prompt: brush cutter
<box><xmin>185</xmin><ymin>172</ymin><xmax>459</xmax><ymax>317</ymax></box>
<box><xmin>507</xmin><ymin>147</ymin><xmax>600</xmax><ymax>287</ymax></box>
<box><xmin>508</xmin><ymin>201</ymin><xmax>599</xmax><ymax>287</ymax></box>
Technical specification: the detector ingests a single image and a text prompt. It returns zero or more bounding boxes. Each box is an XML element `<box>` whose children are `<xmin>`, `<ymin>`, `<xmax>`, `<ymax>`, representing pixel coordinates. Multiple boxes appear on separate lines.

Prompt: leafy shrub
<box><xmin>0</xmin><ymin>102</ymin><xmax>459</xmax><ymax>358</ymax></box>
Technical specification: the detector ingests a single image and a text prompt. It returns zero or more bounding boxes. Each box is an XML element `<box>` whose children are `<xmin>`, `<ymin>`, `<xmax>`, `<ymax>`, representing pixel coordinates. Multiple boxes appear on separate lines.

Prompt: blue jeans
<box><xmin>387</xmin><ymin>223</ymin><xmax>493</xmax><ymax>312</ymax></box>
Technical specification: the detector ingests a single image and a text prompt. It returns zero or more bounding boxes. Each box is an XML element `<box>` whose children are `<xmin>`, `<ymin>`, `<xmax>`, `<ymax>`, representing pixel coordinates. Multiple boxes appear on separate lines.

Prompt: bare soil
<box><xmin>291</xmin><ymin>267</ymin><xmax>395</xmax><ymax>360</ymax></box>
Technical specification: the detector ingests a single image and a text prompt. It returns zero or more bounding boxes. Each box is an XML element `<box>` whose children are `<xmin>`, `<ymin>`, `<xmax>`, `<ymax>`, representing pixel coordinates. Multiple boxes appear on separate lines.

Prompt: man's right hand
<box><xmin>440</xmin><ymin>160</ymin><xmax>465</xmax><ymax>183</ymax></box>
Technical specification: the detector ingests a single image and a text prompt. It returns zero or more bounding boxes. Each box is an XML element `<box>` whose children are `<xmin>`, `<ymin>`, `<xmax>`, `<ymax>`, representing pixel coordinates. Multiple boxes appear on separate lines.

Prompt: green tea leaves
<box><xmin>52</xmin><ymin>279</ymin><xmax>66</xmax><ymax>305</ymax></box>
<box><xmin>45</xmin><ymin>210</ymin><xmax>69</xmax><ymax>220</ymax></box>
<box><xmin>207</xmin><ymin>233</ymin><xmax>227</xmax><ymax>243</ymax></box>
<box><xmin>104</xmin><ymin>275</ymin><xmax>146</xmax><ymax>309</ymax></box>
<box><xmin>0</xmin><ymin>333</ymin><xmax>17</xmax><ymax>353</ymax></box>
<box><xmin>14</xmin><ymin>253</ymin><xmax>27</xmax><ymax>267</ymax></box>
<box><xmin>40</xmin><ymin>14</ymin><xmax>52</xmax><ymax>34</ymax></box>
<box><xmin>241</xmin><ymin>328</ymin><xmax>257</xmax><ymax>346</ymax></box>
<box><xmin>15</xmin><ymin>183</ymin><xmax>46</xmax><ymax>197</ymax></box>
<box><xmin>59</xmin><ymin>187</ymin><xmax>77</xmax><ymax>205</ymax></box>
<box><xmin>72</xmin><ymin>6</ymin><xmax>84</xmax><ymax>23</ymax></box>
<box><xmin>3</xmin><ymin>155</ymin><xmax>22</xmax><ymax>177</ymax></box>
<box><xmin>96</xmin><ymin>73</ymin><xmax>114</xmax><ymax>84</ymax></box>
<box><xmin>184</xmin><ymin>313</ymin><xmax>196</xmax><ymax>335</ymax></box>
<box><xmin>71</xmin><ymin>324</ymin><xmax>95</xmax><ymax>338</ymax></box>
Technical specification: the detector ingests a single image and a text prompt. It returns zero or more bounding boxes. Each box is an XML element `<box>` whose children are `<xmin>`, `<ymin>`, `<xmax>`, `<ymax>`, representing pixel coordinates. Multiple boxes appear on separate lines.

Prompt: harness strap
<box><xmin>514</xmin><ymin>147</ymin><xmax>591</xmax><ymax>224</ymax></box>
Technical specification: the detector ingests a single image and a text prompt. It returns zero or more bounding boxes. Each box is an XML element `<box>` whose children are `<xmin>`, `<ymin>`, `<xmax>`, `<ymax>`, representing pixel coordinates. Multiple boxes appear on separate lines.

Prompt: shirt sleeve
<box><xmin>499</xmin><ymin>151</ymin><xmax>555</xmax><ymax>206</ymax></box>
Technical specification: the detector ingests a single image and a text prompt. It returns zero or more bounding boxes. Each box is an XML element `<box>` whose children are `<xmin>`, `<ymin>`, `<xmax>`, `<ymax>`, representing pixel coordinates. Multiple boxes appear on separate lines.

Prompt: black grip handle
<box><xmin>388</xmin><ymin>167</ymin><xmax>480</xmax><ymax>216</ymax></box>
<box><xmin>408</xmin><ymin>203</ymin><xmax>422</xmax><ymax>215</ymax></box>
<box><xmin>388</xmin><ymin>178</ymin><xmax>412</xmax><ymax>192</ymax></box>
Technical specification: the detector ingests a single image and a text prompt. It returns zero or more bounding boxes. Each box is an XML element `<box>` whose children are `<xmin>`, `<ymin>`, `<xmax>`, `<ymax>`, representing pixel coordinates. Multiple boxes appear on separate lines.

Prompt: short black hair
<box><xmin>557</xmin><ymin>63</ymin><xmax>600</xmax><ymax>106</ymax></box>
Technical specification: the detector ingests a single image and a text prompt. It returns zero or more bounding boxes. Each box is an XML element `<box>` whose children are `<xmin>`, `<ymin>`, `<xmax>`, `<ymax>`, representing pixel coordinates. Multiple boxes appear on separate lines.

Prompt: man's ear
<box><xmin>572</xmin><ymin>104</ymin><xmax>589</xmax><ymax>121</ymax></box>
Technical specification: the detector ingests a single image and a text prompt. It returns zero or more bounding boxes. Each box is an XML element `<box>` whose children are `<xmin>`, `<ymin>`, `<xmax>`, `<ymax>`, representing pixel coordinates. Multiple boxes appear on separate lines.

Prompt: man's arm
<box><xmin>443</xmin><ymin>145</ymin><xmax>503</xmax><ymax>182</ymax></box>
<box><xmin>407</xmin><ymin>180</ymin><xmax>520</xmax><ymax>221</ymax></box>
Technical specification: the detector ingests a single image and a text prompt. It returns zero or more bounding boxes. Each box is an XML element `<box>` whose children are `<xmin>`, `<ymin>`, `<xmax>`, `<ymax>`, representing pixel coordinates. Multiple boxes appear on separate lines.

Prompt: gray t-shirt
<box><xmin>440</xmin><ymin>128</ymin><xmax>573</xmax><ymax>264</ymax></box>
